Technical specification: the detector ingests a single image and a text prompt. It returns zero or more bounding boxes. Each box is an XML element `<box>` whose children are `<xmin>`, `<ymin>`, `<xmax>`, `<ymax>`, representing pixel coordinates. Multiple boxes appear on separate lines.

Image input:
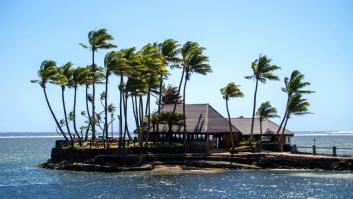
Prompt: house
<box><xmin>145</xmin><ymin>104</ymin><xmax>294</xmax><ymax>150</ymax></box>
<box><xmin>147</xmin><ymin>104</ymin><xmax>241</xmax><ymax>149</ymax></box>
<box><xmin>231</xmin><ymin>117</ymin><xmax>294</xmax><ymax>144</ymax></box>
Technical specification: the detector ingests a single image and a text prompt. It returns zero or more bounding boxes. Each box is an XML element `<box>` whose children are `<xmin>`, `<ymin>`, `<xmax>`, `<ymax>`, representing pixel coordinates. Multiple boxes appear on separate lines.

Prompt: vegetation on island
<box><xmin>32</xmin><ymin>28</ymin><xmax>314</xmax><ymax>150</ymax></box>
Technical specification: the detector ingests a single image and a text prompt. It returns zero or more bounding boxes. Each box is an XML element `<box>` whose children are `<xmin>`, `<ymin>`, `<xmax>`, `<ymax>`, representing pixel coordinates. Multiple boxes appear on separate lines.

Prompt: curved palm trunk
<box><xmin>277</xmin><ymin>95</ymin><xmax>290</xmax><ymax>135</ymax></box>
<box><xmin>182</xmin><ymin>74</ymin><xmax>188</xmax><ymax>144</ymax></box>
<box><xmin>145</xmin><ymin>89</ymin><xmax>151</xmax><ymax>147</ymax></box>
<box><xmin>157</xmin><ymin>74</ymin><xmax>163</xmax><ymax>133</ymax></box>
<box><xmin>173</xmin><ymin>68</ymin><xmax>185</xmax><ymax>113</ymax></box>
<box><xmin>42</xmin><ymin>86</ymin><xmax>69</xmax><ymax>141</ymax></box>
<box><xmin>91</xmin><ymin>50</ymin><xmax>97</xmax><ymax>140</ymax></box>
<box><xmin>281</xmin><ymin>115</ymin><xmax>290</xmax><ymax>145</ymax></box>
<box><xmin>131</xmin><ymin>96</ymin><xmax>139</xmax><ymax>129</ymax></box>
<box><xmin>84</xmin><ymin>85</ymin><xmax>91</xmax><ymax>140</ymax></box>
<box><xmin>73</xmin><ymin>86</ymin><xmax>82</xmax><ymax>145</ymax></box>
<box><xmin>277</xmin><ymin>110</ymin><xmax>288</xmax><ymax>135</ymax></box>
<box><xmin>225</xmin><ymin>98</ymin><xmax>234</xmax><ymax>148</ymax></box>
<box><xmin>104</xmin><ymin>73</ymin><xmax>109</xmax><ymax>141</ymax></box>
<box><xmin>250</xmin><ymin>79</ymin><xmax>259</xmax><ymax>140</ymax></box>
<box><xmin>123</xmin><ymin>91</ymin><xmax>131</xmax><ymax>141</ymax></box>
<box><xmin>61</xmin><ymin>86</ymin><xmax>73</xmax><ymax>143</ymax></box>
<box><xmin>119</xmin><ymin>75</ymin><xmax>123</xmax><ymax>146</ymax></box>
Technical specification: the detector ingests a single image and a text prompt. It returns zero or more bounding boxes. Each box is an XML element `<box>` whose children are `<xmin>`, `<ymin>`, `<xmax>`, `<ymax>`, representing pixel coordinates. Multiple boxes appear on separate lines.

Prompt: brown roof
<box><xmin>151</xmin><ymin>104</ymin><xmax>240</xmax><ymax>134</ymax></box>
<box><xmin>231</xmin><ymin>117</ymin><xmax>294</xmax><ymax>136</ymax></box>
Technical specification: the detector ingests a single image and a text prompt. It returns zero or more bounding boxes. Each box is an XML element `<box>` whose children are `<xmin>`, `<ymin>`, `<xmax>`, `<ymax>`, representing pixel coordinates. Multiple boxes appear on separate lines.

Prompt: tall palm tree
<box><xmin>103</xmin><ymin>51</ymin><xmax>119</xmax><ymax>141</ymax></box>
<box><xmin>112</xmin><ymin>48</ymin><xmax>137</xmax><ymax>145</ymax></box>
<box><xmin>71</xmin><ymin>67</ymin><xmax>89</xmax><ymax>146</ymax></box>
<box><xmin>256</xmin><ymin>101</ymin><xmax>279</xmax><ymax>135</ymax></box>
<box><xmin>276</xmin><ymin>70</ymin><xmax>314</xmax><ymax>134</ymax></box>
<box><xmin>80</xmin><ymin>28</ymin><xmax>117</xmax><ymax>140</ymax></box>
<box><xmin>280</xmin><ymin>93</ymin><xmax>311</xmax><ymax>144</ymax></box>
<box><xmin>155</xmin><ymin>39</ymin><xmax>180</xmax><ymax>113</ymax></box>
<box><xmin>31</xmin><ymin>60</ymin><xmax>69</xmax><ymax>141</ymax></box>
<box><xmin>137</xmin><ymin>44</ymin><xmax>165</xmax><ymax>146</ymax></box>
<box><xmin>180</xmin><ymin>41</ymin><xmax>212</xmax><ymax>143</ymax></box>
<box><xmin>245</xmin><ymin>55</ymin><xmax>280</xmax><ymax>140</ymax></box>
<box><xmin>81</xmin><ymin>66</ymin><xmax>94</xmax><ymax>140</ymax></box>
<box><xmin>220</xmin><ymin>82</ymin><xmax>244</xmax><ymax>148</ymax></box>
<box><xmin>53</xmin><ymin>62</ymin><xmax>74</xmax><ymax>143</ymax></box>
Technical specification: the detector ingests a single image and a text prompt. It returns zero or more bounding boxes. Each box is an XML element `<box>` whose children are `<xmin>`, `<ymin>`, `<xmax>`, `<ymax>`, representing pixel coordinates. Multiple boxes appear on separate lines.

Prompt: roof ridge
<box><xmin>208</xmin><ymin>104</ymin><xmax>241</xmax><ymax>132</ymax></box>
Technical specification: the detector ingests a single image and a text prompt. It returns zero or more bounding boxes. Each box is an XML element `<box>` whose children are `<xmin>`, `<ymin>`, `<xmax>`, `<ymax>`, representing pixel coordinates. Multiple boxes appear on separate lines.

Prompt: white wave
<box><xmin>295</xmin><ymin>132</ymin><xmax>353</xmax><ymax>136</ymax></box>
<box><xmin>290</xmin><ymin>172</ymin><xmax>353</xmax><ymax>179</ymax></box>
<box><xmin>0</xmin><ymin>136</ymin><xmax>62</xmax><ymax>139</ymax></box>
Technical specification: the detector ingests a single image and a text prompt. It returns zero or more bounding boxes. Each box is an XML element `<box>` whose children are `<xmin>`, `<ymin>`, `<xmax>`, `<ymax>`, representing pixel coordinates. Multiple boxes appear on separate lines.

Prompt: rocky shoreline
<box><xmin>39</xmin><ymin>147</ymin><xmax>353</xmax><ymax>172</ymax></box>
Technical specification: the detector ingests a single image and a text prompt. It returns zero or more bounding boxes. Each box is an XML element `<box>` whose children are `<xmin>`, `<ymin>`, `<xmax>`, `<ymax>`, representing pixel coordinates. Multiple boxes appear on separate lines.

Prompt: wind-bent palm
<box><xmin>220</xmin><ymin>83</ymin><xmax>244</xmax><ymax>148</ymax></box>
<box><xmin>80</xmin><ymin>28</ymin><xmax>117</xmax><ymax>140</ymax></box>
<box><xmin>280</xmin><ymin>93</ymin><xmax>311</xmax><ymax>144</ymax></box>
<box><xmin>52</xmin><ymin>62</ymin><xmax>74</xmax><ymax>143</ymax></box>
<box><xmin>180</xmin><ymin>41</ymin><xmax>212</xmax><ymax>143</ymax></box>
<box><xmin>155</xmin><ymin>39</ymin><xmax>180</xmax><ymax>113</ymax></box>
<box><xmin>256</xmin><ymin>101</ymin><xmax>279</xmax><ymax>135</ymax></box>
<box><xmin>245</xmin><ymin>55</ymin><xmax>280</xmax><ymax>140</ymax></box>
<box><xmin>111</xmin><ymin>48</ymin><xmax>138</xmax><ymax>144</ymax></box>
<box><xmin>277</xmin><ymin>70</ymin><xmax>314</xmax><ymax>134</ymax></box>
<box><xmin>71</xmin><ymin>67</ymin><xmax>88</xmax><ymax>145</ymax></box>
<box><xmin>31</xmin><ymin>60</ymin><xmax>69</xmax><ymax>141</ymax></box>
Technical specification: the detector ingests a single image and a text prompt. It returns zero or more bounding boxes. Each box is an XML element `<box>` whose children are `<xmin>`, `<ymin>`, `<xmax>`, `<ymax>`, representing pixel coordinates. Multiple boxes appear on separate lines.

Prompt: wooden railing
<box><xmin>293</xmin><ymin>144</ymin><xmax>353</xmax><ymax>157</ymax></box>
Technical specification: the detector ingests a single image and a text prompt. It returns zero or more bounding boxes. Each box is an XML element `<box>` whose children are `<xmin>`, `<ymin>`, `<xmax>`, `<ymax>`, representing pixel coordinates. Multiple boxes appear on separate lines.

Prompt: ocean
<box><xmin>0</xmin><ymin>132</ymin><xmax>353</xmax><ymax>199</ymax></box>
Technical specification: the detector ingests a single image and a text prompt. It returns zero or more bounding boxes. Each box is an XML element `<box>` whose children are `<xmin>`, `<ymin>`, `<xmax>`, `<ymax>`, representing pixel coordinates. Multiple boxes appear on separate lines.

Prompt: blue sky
<box><xmin>0</xmin><ymin>0</ymin><xmax>352</xmax><ymax>132</ymax></box>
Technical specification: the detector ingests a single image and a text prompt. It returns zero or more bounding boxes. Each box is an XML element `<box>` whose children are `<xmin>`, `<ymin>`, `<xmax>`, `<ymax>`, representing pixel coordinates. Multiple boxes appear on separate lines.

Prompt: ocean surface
<box><xmin>1</xmin><ymin>132</ymin><xmax>353</xmax><ymax>199</ymax></box>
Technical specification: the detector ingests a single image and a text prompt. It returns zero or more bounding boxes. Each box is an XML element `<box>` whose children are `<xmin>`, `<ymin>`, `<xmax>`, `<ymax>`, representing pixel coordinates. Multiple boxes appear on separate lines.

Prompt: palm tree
<box><xmin>280</xmin><ymin>93</ymin><xmax>311</xmax><ymax>144</ymax></box>
<box><xmin>220</xmin><ymin>82</ymin><xmax>244</xmax><ymax>148</ymax></box>
<box><xmin>155</xmin><ymin>39</ymin><xmax>180</xmax><ymax>113</ymax></box>
<box><xmin>31</xmin><ymin>60</ymin><xmax>69</xmax><ymax>141</ymax></box>
<box><xmin>103</xmin><ymin>51</ymin><xmax>119</xmax><ymax>141</ymax></box>
<box><xmin>111</xmin><ymin>48</ymin><xmax>137</xmax><ymax>145</ymax></box>
<box><xmin>80</xmin><ymin>28</ymin><xmax>117</xmax><ymax>140</ymax></box>
<box><xmin>276</xmin><ymin>70</ymin><xmax>314</xmax><ymax>134</ymax></box>
<box><xmin>137</xmin><ymin>44</ymin><xmax>166</xmax><ymax>146</ymax></box>
<box><xmin>81</xmin><ymin>66</ymin><xmax>94</xmax><ymax>140</ymax></box>
<box><xmin>159</xmin><ymin>84</ymin><xmax>182</xmax><ymax>106</ymax></box>
<box><xmin>71</xmin><ymin>67</ymin><xmax>87</xmax><ymax>145</ymax></box>
<box><xmin>52</xmin><ymin>62</ymin><xmax>74</xmax><ymax>143</ymax></box>
<box><xmin>179</xmin><ymin>41</ymin><xmax>212</xmax><ymax>143</ymax></box>
<box><xmin>245</xmin><ymin>55</ymin><xmax>280</xmax><ymax>140</ymax></box>
<box><xmin>256</xmin><ymin>101</ymin><xmax>279</xmax><ymax>135</ymax></box>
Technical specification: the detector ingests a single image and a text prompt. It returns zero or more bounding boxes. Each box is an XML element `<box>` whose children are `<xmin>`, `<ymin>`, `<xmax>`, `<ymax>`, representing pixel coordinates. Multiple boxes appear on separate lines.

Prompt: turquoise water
<box><xmin>1</xmin><ymin>132</ymin><xmax>353</xmax><ymax>198</ymax></box>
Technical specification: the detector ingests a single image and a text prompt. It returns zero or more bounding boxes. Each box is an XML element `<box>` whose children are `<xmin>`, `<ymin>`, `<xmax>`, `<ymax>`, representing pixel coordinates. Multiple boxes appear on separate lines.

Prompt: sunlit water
<box><xmin>0</xmin><ymin>132</ymin><xmax>353</xmax><ymax>199</ymax></box>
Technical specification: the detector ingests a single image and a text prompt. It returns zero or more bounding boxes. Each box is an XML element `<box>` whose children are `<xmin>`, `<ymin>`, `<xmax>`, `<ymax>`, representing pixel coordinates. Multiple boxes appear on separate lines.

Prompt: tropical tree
<box><xmin>156</xmin><ymin>111</ymin><xmax>185</xmax><ymax>143</ymax></box>
<box><xmin>220</xmin><ymin>82</ymin><xmax>244</xmax><ymax>148</ymax></box>
<box><xmin>159</xmin><ymin>84</ymin><xmax>182</xmax><ymax>106</ymax></box>
<box><xmin>80</xmin><ymin>28</ymin><xmax>117</xmax><ymax>140</ymax></box>
<box><xmin>81</xmin><ymin>66</ymin><xmax>94</xmax><ymax>140</ymax></box>
<box><xmin>179</xmin><ymin>41</ymin><xmax>212</xmax><ymax>143</ymax></box>
<box><xmin>276</xmin><ymin>70</ymin><xmax>314</xmax><ymax>134</ymax></box>
<box><xmin>111</xmin><ymin>48</ymin><xmax>137</xmax><ymax>144</ymax></box>
<box><xmin>53</xmin><ymin>62</ymin><xmax>75</xmax><ymax>143</ymax></box>
<box><xmin>256</xmin><ymin>101</ymin><xmax>279</xmax><ymax>135</ymax></box>
<box><xmin>245</xmin><ymin>55</ymin><xmax>280</xmax><ymax>140</ymax></box>
<box><xmin>154</xmin><ymin>39</ymin><xmax>180</xmax><ymax>113</ymax></box>
<box><xmin>31</xmin><ymin>60</ymin><xmax>69</xmax><ymax>141</ymax></box>
<box><xmin>137</xmin><ymin>44</ymin><xmax>166</xmax><ymax>146</ymax></box>
<box><xmin>280</xmin><ymin>93</ymin><xmax>311</xmax><ymax>144</ymax></box>
<box><xmin>70</xmin><ymin>67</ymin><xmax>88</xmax><ymax>145</ymax></box>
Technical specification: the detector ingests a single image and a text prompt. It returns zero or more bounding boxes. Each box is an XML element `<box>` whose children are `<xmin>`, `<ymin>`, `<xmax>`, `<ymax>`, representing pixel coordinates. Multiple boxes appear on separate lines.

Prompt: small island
<box><xmin>32</xmin><ymin>29</ymin><xmax>353</xmax><ymax>172</ymax></box>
